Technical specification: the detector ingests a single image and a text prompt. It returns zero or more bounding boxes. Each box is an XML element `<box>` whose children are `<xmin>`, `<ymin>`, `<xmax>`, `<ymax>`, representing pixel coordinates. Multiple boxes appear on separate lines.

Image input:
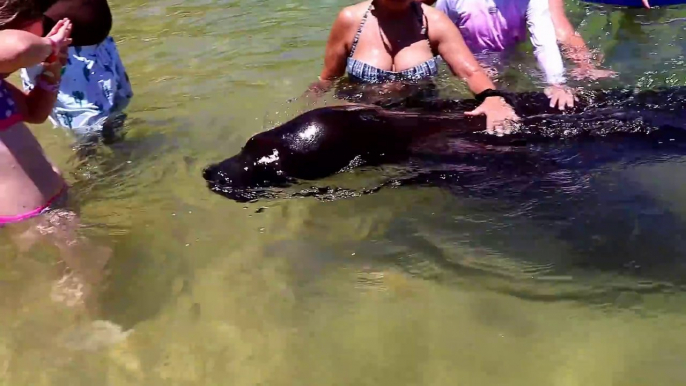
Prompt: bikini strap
<box><xmin>349</xmin><ymin>2</ymin><xmax>373</xmax><ymax>57</ymax></box>
<box><xmin>413</xmin><ymin>1</ymin><xmax>428</xmax><ymax>37</ymax></box>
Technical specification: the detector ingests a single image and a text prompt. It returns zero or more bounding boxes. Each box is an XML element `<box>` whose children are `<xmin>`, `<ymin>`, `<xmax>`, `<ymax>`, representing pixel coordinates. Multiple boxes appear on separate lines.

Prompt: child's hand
<box><xmin>46</xmin><ymin>18</ymin><xmax>72</xmax><ymax>48</ymax></box>
<box><xmin>545</xmin><ymin>85</ymin><xmax>577</xmax><ymax>111</ymax></box>
<box><xmin>43</xmin><ymin>19</ymin><xmax>72</xmax><ymax>63</ymax></box>
<box><xmin>39</xmin><ymin>21</ymin><xmax>71</xmax><ymax>86</ymax></box>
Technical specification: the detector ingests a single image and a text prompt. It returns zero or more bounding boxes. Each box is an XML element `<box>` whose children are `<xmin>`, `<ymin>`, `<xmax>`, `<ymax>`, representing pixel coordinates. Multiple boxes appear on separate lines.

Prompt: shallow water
<box><xmin>3</xmin><ymin>1</ymin><xmax>686</xmax><ymax>385</ymax></box>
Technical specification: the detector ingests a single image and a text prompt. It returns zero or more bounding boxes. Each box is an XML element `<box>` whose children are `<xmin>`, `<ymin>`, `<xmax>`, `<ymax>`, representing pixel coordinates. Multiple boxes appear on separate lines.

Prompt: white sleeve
<box><xmin>526</xmin><ymin>0</ymin><xmax>566</xmax><ymax>85</ymax></box>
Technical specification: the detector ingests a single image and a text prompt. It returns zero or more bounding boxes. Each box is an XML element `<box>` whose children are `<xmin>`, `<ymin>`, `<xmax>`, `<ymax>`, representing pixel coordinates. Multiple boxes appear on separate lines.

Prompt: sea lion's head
<box><xmin>202</xmin><ymin>139</ymin><xmax>294</xmax><ymax>202</ymax></box>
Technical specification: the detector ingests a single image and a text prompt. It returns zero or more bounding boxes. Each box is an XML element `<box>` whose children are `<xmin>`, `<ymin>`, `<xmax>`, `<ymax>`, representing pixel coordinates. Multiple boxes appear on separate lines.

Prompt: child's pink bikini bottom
<box><xmin>0</xmin><ymin>185</ymin><xmax>67</xmax><ymax>225</ymax></box>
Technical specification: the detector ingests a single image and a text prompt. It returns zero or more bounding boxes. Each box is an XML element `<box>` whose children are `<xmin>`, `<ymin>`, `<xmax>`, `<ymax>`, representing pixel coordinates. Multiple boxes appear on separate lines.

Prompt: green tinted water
<box><xmin>2</xmin><ymin>1</ymin><xmax>686</xmax><ymax>385</ymax></box>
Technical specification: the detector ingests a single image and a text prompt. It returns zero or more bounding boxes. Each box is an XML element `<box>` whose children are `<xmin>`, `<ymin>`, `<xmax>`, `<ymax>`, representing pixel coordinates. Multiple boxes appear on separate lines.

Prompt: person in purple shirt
<box><xmin>423</xmin><ymin>0</ymin><xmax>608</xmax><ymax>110</ymax></box>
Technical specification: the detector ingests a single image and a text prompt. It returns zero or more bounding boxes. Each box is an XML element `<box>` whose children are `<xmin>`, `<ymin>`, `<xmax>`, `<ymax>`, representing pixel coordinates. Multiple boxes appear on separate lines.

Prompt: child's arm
<box><xmin>0</xmin><ymin>18</ymin><xmax>71</xmax><ymax>75</ymax></box>
<box><xmin>5</xmin><ymin>67</ymin><xmax>60</xmax><ymax>124</ymax></box>
<box><xmin>0</xmin><ymin>30</ymin><xmax>56</xmax><ymax>74</ymax></box>
<box><xmin>4</xmin><ymin>20</ymin><xmax>72</xmax><ymax>124</ymax></box>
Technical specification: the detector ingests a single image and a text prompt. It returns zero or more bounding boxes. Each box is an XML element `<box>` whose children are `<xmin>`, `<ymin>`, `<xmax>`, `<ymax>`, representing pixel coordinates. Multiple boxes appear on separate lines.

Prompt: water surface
<box><xmin>3</xmin><ymin>1</ymin><xmax>686</xmax><ymax>385</ymax></box>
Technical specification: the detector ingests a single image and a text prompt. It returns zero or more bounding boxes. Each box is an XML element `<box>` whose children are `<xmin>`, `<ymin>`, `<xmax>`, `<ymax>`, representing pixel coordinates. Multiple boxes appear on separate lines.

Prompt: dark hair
<box><xmin>0</xmin><ymin>0</ymin><xmax>45</xmax><ymax>30</ymax></box>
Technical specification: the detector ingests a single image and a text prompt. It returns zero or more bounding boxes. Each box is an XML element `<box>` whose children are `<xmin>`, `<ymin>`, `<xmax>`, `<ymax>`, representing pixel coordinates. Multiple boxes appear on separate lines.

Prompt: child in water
<box><xmin>20</xmin><ymin>0</ymin><xmax>133</xmax><ymax>145</ymax></box>
<box><xmin>0</xmin><ymin>0</ymin><xmax>112</xmax><ymax>318</ymax></box>
<box><xmin>0</xmin><ymin>14</ymin><xmax>72</xmax><ymax>224</ymax></box>
<box><xmin>423</xmin><ymin>0</ymin><xmax>615</xmax><ymax>110</ymax></box>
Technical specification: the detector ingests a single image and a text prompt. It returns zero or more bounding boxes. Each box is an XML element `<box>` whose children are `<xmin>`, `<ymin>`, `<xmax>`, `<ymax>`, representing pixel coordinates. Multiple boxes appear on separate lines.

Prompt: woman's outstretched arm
<box><xmin>425</xmin><ymin>6</ymin><xmax>519</xmax><ymax>133</ymax></box>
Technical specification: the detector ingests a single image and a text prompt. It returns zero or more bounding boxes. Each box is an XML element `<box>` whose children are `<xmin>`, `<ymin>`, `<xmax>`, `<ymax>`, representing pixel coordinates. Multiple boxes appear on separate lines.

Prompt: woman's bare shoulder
<box><xmin>335</xmin><ymin>1</ymin><xmax>370</xmax><ymax>27</ymax></box>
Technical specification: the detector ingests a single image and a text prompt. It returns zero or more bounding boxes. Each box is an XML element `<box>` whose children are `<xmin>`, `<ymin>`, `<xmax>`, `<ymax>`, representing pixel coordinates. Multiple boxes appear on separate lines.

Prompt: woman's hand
<box><xmin>465</xmin><ymin>96</ymin><xmax>520</xmax><ymax>136</ymax></box>
<box><xmin>302</xmin><ymin>77</ymin><xmax>333</xmax><ymax>103</ymax></box>
<box><xmin>545</xmin><ymin>84</ymin><xmax>576</xmax><ymax>110</ymax></box>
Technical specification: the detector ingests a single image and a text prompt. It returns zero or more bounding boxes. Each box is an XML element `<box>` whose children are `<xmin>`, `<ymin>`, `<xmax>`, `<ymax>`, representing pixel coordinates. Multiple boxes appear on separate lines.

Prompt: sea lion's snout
<box><xmin>203</xmin><ymin>149</ymin><xmax>294</xmax><ymax>202</ymax></box>
<box><xmin>203</xmin><ymin>156</ymin><xmax>258</xmax><ymax>202</ymax></box>
<box><xmin>202</xmin><ymin>163</ymin><xmax>220</xmax><ymax>182</ymax></box>
<box><xmin>203</xmin><ymin>155</ymin><xmax>251</xmax><ymax>186</ymax></box>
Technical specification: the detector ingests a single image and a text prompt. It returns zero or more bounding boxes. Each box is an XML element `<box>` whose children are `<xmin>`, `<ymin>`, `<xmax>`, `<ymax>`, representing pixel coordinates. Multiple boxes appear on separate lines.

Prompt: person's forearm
<box><xmin>559</xmin><ymin>33</ymin><xmax>595</xmax><ymax>66</ymax></box>
<box><xmin>24</xmin><ymin>77</ymin><xmax>59</xmax><ymax>123</ymax></box>
<box><xmin>0</xmin><ymin>30</ymin><xmax>54</xmax><ymax>74</ymax></box>
<box><xmin>547</xmin><ymin>0</ymin><xmax>596</xmax><ymax>66</ymax></box>
<box><xmin>447</xmin><ymin>56</ymin><xmax>502</xmax><ymax>96</ymax></box>
<box><xmin>462</xmin><ymin>68</ymin><xmax>498</xmax><ymax>96</ymax></box>
<box><xmin>24</xmin><ymin>89</ymin><xmax>58</xmax><ymax>123</ymax></box>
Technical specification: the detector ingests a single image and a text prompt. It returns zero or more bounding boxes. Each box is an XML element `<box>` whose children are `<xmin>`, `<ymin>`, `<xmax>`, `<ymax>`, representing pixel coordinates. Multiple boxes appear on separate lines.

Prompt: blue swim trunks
<box><xmin>21</xmin><ymin>36</ymin><xmax>133</xmax><ymax>138</ymax></box>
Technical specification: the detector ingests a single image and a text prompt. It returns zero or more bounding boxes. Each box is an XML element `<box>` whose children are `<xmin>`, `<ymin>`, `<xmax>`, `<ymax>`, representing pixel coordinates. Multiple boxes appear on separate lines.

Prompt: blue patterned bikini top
<box><xmin>346</xmin><ymin>2</ymin><xmax>441</xmax><ymax>84</ymax></box>
<box><xmin>0</xmin><ymin>80</ymin><xmax>21</xmax><ymax>131</ymax></box>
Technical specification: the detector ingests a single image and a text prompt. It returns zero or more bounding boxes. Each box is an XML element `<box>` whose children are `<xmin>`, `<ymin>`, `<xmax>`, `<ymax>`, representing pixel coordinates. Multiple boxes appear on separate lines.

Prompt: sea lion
<box><xmin>204</xmin><ymin>86</ymin><xmax>686</xmax><ymax>284</ymax></box>
<box><xmin>203</xmin><ymin>86</ymin><xmax>686</xmax><ymax>203</ymax></box>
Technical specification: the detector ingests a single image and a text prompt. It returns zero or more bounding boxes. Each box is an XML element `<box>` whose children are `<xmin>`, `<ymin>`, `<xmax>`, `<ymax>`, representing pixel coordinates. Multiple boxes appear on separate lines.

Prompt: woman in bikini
<box><xmin>311</xmin><ymin>0</ymin><xmax>520</xmax><ymax>135</ymax></box>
